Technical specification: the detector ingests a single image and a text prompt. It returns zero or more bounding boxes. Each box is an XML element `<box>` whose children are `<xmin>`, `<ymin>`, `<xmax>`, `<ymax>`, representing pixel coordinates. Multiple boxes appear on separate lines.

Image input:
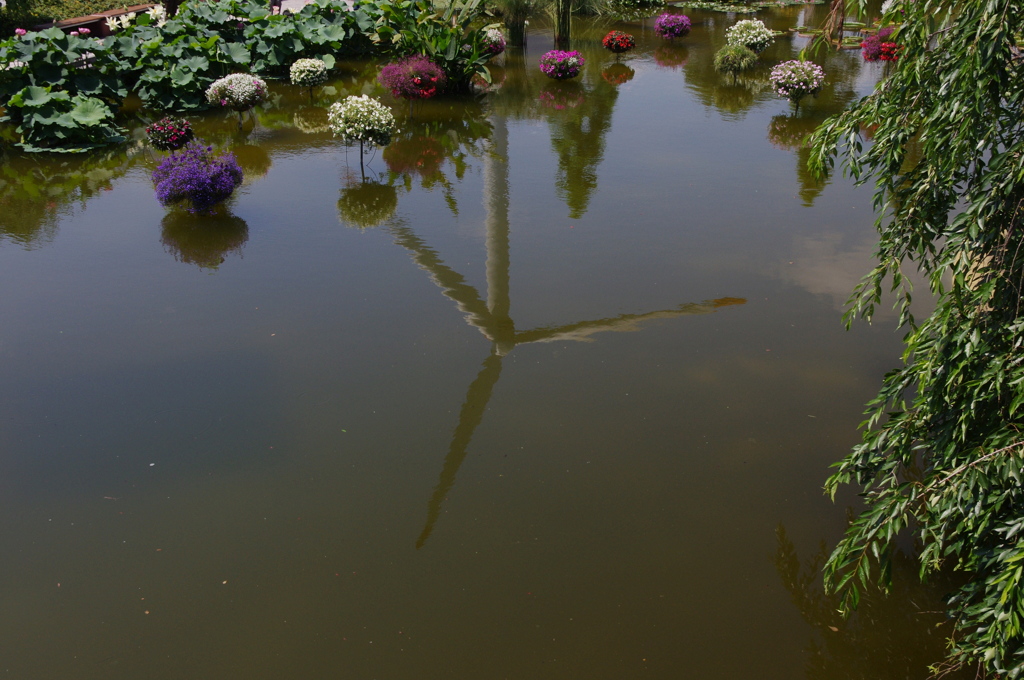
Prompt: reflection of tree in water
<box><xmin>230</xmin><ymin>143</ymin><xmax>272</xmax><ymax>185</ymax></box>
<box><xmin>774</xmin><ymin>525</ymin><xmax>975</xmax><ymax>680</ymax></box>
<box><xmin>384</xmin><ymin>98</ymin><xmax>493</xmax><ymax>216</ymax></box>
<box><xmin>766</xmin><ymin>112</ymin><xmax>831</xmax><ymax>206</ymax></box>
<box><xmin>542</xmin><ymin>58</ymin><xmax>620</xmax><ymax>219</ymax></box>
<box><xmin>160</xmin><ymin>210</ymin><xmax>249</xmax><ymax>270</ymax></box>
<box><xmin>0</xmin><ymin>146</ymin><xmax>142</xmax><ymax>249</ymax></box>
<box><xmin>490</xmin><ymin>48</ymin><xmax>540</xmax><ymax>120</ymax></box>
<box><xmin>338</xmin><ymin>179</ymin><xmax>399</xmax><ymax>229</ymax></box>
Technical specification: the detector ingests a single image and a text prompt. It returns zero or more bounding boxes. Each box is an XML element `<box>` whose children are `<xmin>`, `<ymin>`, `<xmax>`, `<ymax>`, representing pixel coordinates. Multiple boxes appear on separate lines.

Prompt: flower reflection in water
<box><xmin>338</xmin><ymin>178</ymin><xmax>399</xmax><ymax>229</ymax></box>
<box><xmin>160</xmin><ymin>210</ymin><xmax>249</xmax><ymax>270</ymax></box>
<box><xmin>654</xmin><ymin>44</ymin><xmax>688</xmax><ymax>70</ymax></box>
<box><xmin>601</xmin><ymin>63</ymin><xmax>635</xmax><ymax>86</ymax></box>
<box><xmin>538</xmin><ymin>82</ymin><xmax>585</xmax><ymax>110</ymax></box>
<box><xmin>292</xmin><ymin>107</ymin><xmax>331</xmax><ymax>134</ymax></box>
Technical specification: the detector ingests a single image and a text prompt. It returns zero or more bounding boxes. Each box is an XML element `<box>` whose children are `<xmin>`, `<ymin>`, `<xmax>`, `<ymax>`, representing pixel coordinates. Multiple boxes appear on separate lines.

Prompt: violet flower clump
<box><xmin>654</xmin><ymin>13</ymin><xmax>691</xmax><ymax>39</ymax></box>
<box><xmin>152</xmin><ymin>143</ymin><xmax>244</xmax><ymax>214</ymax></box>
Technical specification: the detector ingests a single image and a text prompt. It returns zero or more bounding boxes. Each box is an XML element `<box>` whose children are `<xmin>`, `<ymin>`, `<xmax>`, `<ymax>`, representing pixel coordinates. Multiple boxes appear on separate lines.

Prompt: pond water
<box><xmin>0</xmin><ymin>4</ymin><xmax>969</xmax><ymax>679</ymax></box>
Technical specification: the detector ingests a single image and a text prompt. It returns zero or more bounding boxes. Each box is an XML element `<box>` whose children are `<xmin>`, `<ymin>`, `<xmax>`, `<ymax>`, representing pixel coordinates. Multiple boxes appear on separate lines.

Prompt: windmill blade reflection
<box><xmin>389</xmin><ymin>224</ymin><xmax>496</xmax><ymax>336</ymax></box>
<box><xmin>415</xmin><ymin>351</ymin><xmax>503</xmax><ymax>550</ymax></box>
<box><xmin>515</xmin><ymin>298</ymin><xmax>747</xmax><ymax>345</ymax></box>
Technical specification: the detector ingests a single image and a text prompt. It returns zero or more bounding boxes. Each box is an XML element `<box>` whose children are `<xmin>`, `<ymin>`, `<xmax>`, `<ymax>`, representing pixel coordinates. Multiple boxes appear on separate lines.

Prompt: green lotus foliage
<box><xmin>808</xmin><ymin>0</ymin><xmax>1024</xmax><ymax>675</ymax></box>
<box><xmin>4</xmin><ymin>85</ymin><xmax>125</xmax><ymax>151</ymax></box>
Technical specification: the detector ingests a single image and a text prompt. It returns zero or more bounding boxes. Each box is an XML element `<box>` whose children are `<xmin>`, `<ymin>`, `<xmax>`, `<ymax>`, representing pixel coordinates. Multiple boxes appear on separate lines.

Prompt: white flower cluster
<box><xmin>290</xmin><ymin>59</ymin><xmax>329</xmax><ymax>88</ymax></box>
<box><xmin>104</xmin><ymin>11</ymin><xmax>137</xmax><ymax>32</ymax></box>
<box><xmin>206</xmin><ymin>73</ymin><xmax>268</xmax><ymax>112</ymax></box>
<box><xmin>149</xmin><ymin>4</ymin><xmax>168</xmax><ymax>27</ymax></box>
<box><xmin>725</xmin><ymin>19</ymin><xmax>775</xmax><ymax>54</ymax></box>
<box><xmin>881</xmin><ymin>0</ymin><xmax>895</xmax><ymax>14</ymax></box>
<box><xmin>327</xmin><ymin>95</ymin><xmax>396</xmax><ymax>148</ymax></box>
<box><xmin>769</xmin><ymin>59</ymin><xmax>825</xmax><ymax>103</ymax></box>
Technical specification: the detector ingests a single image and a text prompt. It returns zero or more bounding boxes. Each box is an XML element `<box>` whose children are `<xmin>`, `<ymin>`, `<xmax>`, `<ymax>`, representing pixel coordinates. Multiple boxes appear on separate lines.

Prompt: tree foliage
<box><xmin>808</xmin><ymin>0</ymin><xmax>1024</xmax><ymax>675</ymax></box>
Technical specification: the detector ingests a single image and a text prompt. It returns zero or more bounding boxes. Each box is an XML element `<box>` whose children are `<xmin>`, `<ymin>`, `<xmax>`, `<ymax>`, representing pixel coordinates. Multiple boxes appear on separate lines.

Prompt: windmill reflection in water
<box><xmin>389</xmin><ymin>118</ymin><xmax>746</xmax><ymax>548</ymax></box>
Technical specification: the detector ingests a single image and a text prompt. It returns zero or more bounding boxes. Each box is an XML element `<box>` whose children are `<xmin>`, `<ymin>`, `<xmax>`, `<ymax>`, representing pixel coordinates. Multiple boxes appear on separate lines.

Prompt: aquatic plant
<box><xmin>151</xmin><ymin>142</ymin><xmax>244</xmax><ymax>213</ymax></box>
<box><xmin>725</xmin><ymin>19</ymin><xmax>774</xmax><ymax>53</ymax></box>
<box><xmin>713</xmin><ymin>44</ymin><xmax>757</xmax><ymax>75</ymax></box>
<box><xmin>205</xmin><ymin>73</ymin><xmax>268</xmax><ymax>112</ymax></box>
<box><xmin>378</xmin><ymin>55</ymin><xmax>447</xmax><ymax>100</ymax></box>
<box><xmin>769</xmin><ymin>60</ymin><xmax>824</xmax><ymax>107</ymax></box>
<box><xmin>4</xmin><ymin>85</ymin><xmax>125</xmax><ymax>153</ymax></box>
<box><xmin>539</xmin><ymin>50</ymin><xmax>585</xmax><ymax>80</ymax></box>
<box><xmin>146</xmin><ymin>116</ymin><xmax>194</xmax><ymax>151</ymax></box>
<box><xmin>654</xmin><ymin>13</ymin><xmax>691</xmax><ymax>39</ymax></box>
<box><xmin>290</xmin><ymin>58</ymin><xmax>330</xmax><ymax>89</ymax></box>
<box><xmin>602</xmin><ymin>30</ymin><xmax>636</xmax><ymax>55</ymax></box>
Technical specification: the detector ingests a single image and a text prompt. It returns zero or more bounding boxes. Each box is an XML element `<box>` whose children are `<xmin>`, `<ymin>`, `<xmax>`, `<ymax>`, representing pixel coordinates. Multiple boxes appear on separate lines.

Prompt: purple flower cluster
<box><xmin>378</xmin><ymin>55</ymin><xmax>447</xmax><ymax>100</ymax></box>
<box><xmin>539</xmin><ymin>50</ymin><xmax>585</xmax><ymax>80</ymax></box>
<box><xmin>152</xmin><ymin>143</ymin><xmax>244</xmax><ymax>214</ymax></box>
<box><xmin>860</xmin><ymin>27</ymin><xmax>895</xmax><ymax>61</ymax></box>
<box><xmin>654</xmin><ymin>13</ymin><xmax>691</xmax><ymax>39</ymax></box>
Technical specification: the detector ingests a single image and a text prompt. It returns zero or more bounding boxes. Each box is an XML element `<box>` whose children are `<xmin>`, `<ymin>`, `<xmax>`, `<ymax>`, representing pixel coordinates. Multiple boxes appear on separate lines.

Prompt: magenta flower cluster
<box><xmin>378</xmin><ymin>55</ymin><xmax>447</xmax><ymax>100</ymax></box>
<box><xmin>539</xmin><ymin>50</ymin><xmax>585</xmax><ymax>80</ymax></box>
<box><xmin>152</xmin><ymin>143</ymin><xmax>244</xmax><ymax>214</ymax></box>
<box><xmin>654</xmin><ymin>13</ymin><xmax>691</xmax><ymax>39</ymax></box>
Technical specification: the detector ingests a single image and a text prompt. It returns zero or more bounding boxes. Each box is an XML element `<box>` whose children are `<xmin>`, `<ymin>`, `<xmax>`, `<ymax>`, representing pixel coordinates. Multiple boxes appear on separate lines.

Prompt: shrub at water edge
<box><xmin>378</xmin><ymin>55</ymin><xmax>447</xmax><ymax>100</ymax></box>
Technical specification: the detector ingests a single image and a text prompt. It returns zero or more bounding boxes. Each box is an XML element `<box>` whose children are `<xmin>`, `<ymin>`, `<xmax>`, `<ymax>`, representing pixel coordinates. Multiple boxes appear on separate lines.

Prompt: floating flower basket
<box><xmin>769</xmin><ymin>60</ymin><xmax>825</xmax><ymax>108</ymax></box>
<box><xmin>539</xmin><ymin>50</ymin><xmax>585</xmax><ymax>80</ymax></box>
<box><xmin>725</xmin><ymin>19</ymin><xmax>775</xmax><ymax>54</ymax></box>
<box><xmin>654</xmin><ymin>13</ymin><xmax>691</xmax><ymax>40</ymax></box>
<box><xmin>602</xmin><ymin>31</ymin><xmax>636</xmax><ymax>56</ymax></box>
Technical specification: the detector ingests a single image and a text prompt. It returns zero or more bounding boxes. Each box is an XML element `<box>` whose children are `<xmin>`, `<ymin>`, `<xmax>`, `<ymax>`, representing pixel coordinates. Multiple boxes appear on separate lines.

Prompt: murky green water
<box><xmin>0</xmin><ymin>5</ymin><xmax>968</xmax><ymax>679</ymax></box>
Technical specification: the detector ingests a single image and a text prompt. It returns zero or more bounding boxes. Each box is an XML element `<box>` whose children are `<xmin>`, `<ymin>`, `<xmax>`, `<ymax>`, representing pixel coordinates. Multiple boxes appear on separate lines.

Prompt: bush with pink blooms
<box><xmin>378</xmin><ymin>55</ymin><xmax>447</xmax><ymax>99</ymax></box>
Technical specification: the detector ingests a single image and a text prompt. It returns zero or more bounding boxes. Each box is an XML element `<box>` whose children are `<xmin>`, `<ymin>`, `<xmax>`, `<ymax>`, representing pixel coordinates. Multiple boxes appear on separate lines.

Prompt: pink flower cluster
<box><xmin>378</xmin><ymin>55</ymin><xmax>447</xmax><ymax>100</ymax></box>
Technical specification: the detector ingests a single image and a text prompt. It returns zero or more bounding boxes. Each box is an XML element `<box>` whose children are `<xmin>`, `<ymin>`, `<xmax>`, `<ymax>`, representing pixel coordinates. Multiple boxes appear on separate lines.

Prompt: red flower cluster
<box><xmin>146</xmin><ymin>117</ymin><xmax>194</xmax><ymax>152</ymax></box>
<box><xmin>878</xmin><ymin>41</ymin><xmax>901</xmax><ymax>61</ymax></box>
<box><xmin>602</xmin><ymin>31</ymin><xmax>636</xmax><ymax>55</ymax></box>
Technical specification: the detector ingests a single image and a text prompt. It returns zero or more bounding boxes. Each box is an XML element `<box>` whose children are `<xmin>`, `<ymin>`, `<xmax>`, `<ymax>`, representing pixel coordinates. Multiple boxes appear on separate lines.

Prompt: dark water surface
<box><xmin>0</xmin><ymin>5</ymin><xmax>966</xmax><ymax>679</ymax></box>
